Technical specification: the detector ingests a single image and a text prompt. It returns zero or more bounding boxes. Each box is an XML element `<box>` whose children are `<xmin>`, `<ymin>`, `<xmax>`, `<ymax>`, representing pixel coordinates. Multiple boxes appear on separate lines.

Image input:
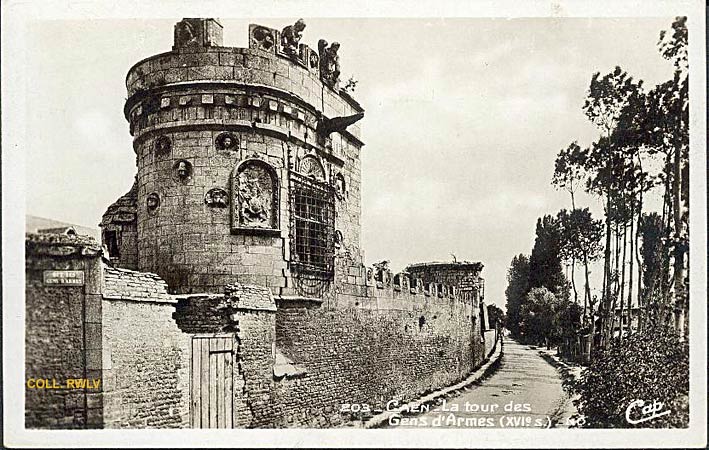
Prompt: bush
<box><xmin>574</xmin><ymin>326</ymin><xmax>689</xmax><ymax>428</ymax></box>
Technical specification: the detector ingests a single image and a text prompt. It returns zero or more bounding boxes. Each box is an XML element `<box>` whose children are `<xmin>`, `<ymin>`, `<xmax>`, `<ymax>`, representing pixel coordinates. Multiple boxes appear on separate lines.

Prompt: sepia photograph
<box><xmin>2</xmin><ymin>1</ymin><xmax>707</xmax><ymax>448</ymax></box>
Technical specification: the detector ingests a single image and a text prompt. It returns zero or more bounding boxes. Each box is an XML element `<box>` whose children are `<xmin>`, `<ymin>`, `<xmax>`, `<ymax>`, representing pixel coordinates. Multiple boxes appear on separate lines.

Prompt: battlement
<box><xmin>331</xmin><ymin>256</ymin><xmax>485</xmax><ymax>314</ymax></box>
<box><xmin>124</xmin><ymin>18</ymin><xmax>363</xmax><ymax>143</ymax></box>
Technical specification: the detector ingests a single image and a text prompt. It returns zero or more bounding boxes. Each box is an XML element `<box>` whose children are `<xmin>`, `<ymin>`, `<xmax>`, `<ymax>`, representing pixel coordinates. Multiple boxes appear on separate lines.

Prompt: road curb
<box><xmin>537</xmin><ymin>349</ymin><xmax>583</xmax><ymax>427</ymax></box>
<box><xmin>362</xmin><ymin>338</ymin><xmax>505</xmax><ymax>429</ymax></box>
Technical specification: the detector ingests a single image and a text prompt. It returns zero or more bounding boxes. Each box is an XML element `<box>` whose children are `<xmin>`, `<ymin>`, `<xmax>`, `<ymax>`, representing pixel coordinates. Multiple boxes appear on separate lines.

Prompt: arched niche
<box><xmin>298</xmin><ymin>154</ymin><xmax>326</xmax><ymax>181</ymax></box>
<box><xmin>231</xmin><ymin>159</ymin><xmax>279</xmax><ymax>233</ymax></box>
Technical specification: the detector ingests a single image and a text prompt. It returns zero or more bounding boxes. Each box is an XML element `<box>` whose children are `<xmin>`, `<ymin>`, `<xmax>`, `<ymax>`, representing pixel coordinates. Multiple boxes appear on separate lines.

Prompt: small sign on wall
<box><xmin>43</xmin><ymin>270</ymin><xmax>85</xmax><ymax>286</ymax></box>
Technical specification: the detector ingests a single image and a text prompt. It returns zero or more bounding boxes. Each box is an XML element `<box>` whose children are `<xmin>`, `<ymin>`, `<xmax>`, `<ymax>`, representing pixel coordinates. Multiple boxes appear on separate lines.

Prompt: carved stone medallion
<box><xmin>215</xmin><ymin>132</ymin><xmax>238</xmax><ymax>150</ymax></box>
<box><xmin>146</xmin><ymin>193</ymin><xmax>160</xmax><ymax>211</ymax></box>
<box><xmin>205</xmin><ymin>188</ymin><xmax>229</xmax><ymax>208</ymax></box>
<box><xmin>154</xmin><ymin>136</ymin><xmax>171</xmax><ymax>154</ymax></box>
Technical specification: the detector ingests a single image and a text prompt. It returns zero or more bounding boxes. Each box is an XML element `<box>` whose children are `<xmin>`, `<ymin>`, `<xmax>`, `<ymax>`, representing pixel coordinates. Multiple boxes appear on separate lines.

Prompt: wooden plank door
<box><xmin>190</xmin><ymin>335</ymin><xmax>235</xmax><ymax>428</ymax></box>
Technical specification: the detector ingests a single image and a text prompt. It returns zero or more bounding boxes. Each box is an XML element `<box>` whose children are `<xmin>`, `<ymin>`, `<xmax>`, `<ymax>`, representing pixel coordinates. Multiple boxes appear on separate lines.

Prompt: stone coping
<box><xmin>25</xmin><ymin>232</ymin><xmax>102</xmax><ymax>257</ymax></box>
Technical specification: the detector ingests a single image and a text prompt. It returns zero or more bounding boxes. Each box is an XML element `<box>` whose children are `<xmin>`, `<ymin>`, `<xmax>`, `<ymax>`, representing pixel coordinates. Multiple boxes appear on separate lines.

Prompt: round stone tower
<box><xmin>104</xmin><ymin>18</ymin><xmax>365</xmax><ymax>295</ymax></box>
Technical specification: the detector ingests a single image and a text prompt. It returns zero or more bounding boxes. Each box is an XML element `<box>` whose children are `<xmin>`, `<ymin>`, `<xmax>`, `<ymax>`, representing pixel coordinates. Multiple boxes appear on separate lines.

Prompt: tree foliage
<box><xmin>487</xmin><ymin>304</ymin><xmax>505</xmax><ymax>329</ymax></box>
<box><xmin>528</xmin><ymin>215</ymin><xmax>567</xmax><ymax>295</ymax></box>
<box><xmin>552</xmin><ymin>141</ymin><xmax>586</xmax><ymax>207</ymax></box>
<box><xmin>518</xmin><ymin>287</ymin><xmax>581</xmax><ymax>348</ymax></box>
<box><xmin>520</xmin><ymin>287</ymin><xmax>560</xmax><ymax>346</ymax></box>
<box><xmin>504</xmin><ymin>254</ymin><xmax>530</xmax><ymax>337</ymax></box>
<box><xmin>575</xmin><ymin>326</ymin><xmax>689</xmax><ymax>428</ymax></box>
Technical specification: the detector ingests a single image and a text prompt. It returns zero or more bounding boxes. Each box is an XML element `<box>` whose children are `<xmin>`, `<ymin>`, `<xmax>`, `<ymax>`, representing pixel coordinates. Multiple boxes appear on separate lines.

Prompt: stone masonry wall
<box><xmin>173</xmin><ymin>283</ymin><xmax>277</xmax><ymax>427</ymax></box>
<box><xmin>25</xmin><ymin>233</ymin><xmax>104</xmax><ymax>429</ymax></box>
<box><xmin>271</xmin><ymin>296</ymin><xmax>484</xmax><ymax>427</ymax></box>
<box><xmin>101</xmin><ymin>266</ymin><xmax>191</xmax><ymax>428</ymax></box>
<box><xmin>407</xmin><ymin>261</ymin><xmax>485</xmax><ymax>294</ymax></box>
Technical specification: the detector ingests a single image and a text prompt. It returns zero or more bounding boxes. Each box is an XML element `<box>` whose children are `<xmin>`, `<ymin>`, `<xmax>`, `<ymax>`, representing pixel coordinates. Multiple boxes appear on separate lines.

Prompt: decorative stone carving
<box><xmin>281</xmin><ymin>19</ymin><xmax>306</xmax><ymax>57</ymax></box>
<box><xmin>393</xmin><ymin>273</ymin><xmax>401</xmax><ymax>287</ymax></box>
<box><xmin>215</xmin><ymin>132</ymin><xmax>238</xmax><ymax>150</ymax></box>
<box><xmin>174</xmin><ymin>20</ymin><xmax>200</xmax><ymax>48</ymax></box>
<box><xmin>173</xmin><ymin>18</ymin><xmax>223</xmax><ymax>50</ymax></box>
<box><xmin>334</xmin><ymin>173</ymin><xmax>346</xmax><ymax>199</ymax></box>
<box><xmin>174</xmin><ymin>160</ymin><xmax>192</xmax><ymax>181</ymax></box>
<box><xmin>146</xmin><ymin>193</ymin><xmax>160</xmax><ymax>211</ymax></box>
<box><xmin>343</xmin><ymin>77</ymin><xmax>358</xmax><ymax>93</ymax></box>
<box><xmin>367</xmin><ymin>267</ymin><xmax>373</xmax><ymax>281</ymax></box>
<box><xmin>334</xmin><ymin>230</ymin><xmax>343</xmax><ymax>248</ymax></box>
<box><xmin>317</xmin><ymin>113</ymin><xmax>364</xmax><ymax>138</ymax></box>
<box><xmin>205</xmin><ymin>188</ymin><xmax>229</xmax><ymax>208</ymax></box>
<box><xmin>318</xmin><ymin>40</ymin><xmax>341</xmax><ymax>87</ymax></box>
<box><xmin>308</xmin><ymin>51</ymin><xmax>319</xmax><ymax>70</ymax></box>
<box><xmin>154</xmin><ymin>136</ymin><xmax>171</xmax><ymax>154</ymax></box>
<box><xmin>232</xmin><ymin>160</ymin><xmax>278</xmax><ymax>231</ymax></box>
<box><xmin>298</xmin><ymin>155</ymin><xmax>325</xmax><ymax>180</ymax></box>
<box><xmin>250</xmin><ymin>25</ymin><xmax>276</xmax><ymax>51</ymax></box>
<box><xmin>317</xmin><ymin>40</ymin><xmax>328</xmax><ymax>78</ymax></box>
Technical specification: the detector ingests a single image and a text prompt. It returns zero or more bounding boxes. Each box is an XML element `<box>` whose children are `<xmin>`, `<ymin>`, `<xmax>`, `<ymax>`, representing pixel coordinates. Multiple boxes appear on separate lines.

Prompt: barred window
<box><xmin>289</xmin><ymin>171</ymin><xmax>335</xmax><ymax>280</ymax></box>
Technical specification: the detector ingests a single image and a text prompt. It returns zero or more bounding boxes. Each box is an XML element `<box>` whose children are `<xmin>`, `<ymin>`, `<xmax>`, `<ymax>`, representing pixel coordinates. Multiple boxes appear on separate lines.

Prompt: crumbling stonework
<box><xmin>101</xmin><ymin>296</ymin><xmax>190</xmax><ymax>428</ymax></box>
<box><xmin>100</xmin><ymin>180</ymin><xmax>138</xmax><ymax>270</ymax></box>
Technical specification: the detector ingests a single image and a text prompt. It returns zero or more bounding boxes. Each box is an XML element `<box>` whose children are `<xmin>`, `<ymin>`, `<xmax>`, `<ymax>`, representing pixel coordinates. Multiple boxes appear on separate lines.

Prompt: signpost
<box><xmin>43</xmin><ymin>270</ymin><xmax>85</xmax><ymax>286</ymax></box>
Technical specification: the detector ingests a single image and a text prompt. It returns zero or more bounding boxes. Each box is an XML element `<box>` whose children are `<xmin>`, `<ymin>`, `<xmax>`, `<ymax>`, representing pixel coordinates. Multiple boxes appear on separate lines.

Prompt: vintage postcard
<box><xmin>2</xmin><ymin>0</ymin><xmax>707</xmax><ymax>448</ymax></box>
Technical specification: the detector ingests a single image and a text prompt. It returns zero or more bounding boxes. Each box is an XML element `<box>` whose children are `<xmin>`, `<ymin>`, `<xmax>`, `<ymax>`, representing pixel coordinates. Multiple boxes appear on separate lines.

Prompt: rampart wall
<box><xmin>26</xmin><ymin>231</ymin><xmax>491</xmax><ymax>429</ymax></box>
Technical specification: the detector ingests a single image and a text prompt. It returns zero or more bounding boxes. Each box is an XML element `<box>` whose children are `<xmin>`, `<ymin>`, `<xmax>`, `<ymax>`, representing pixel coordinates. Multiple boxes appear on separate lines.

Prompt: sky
<box><xmin>23</xmin><ymin>17</ymin><xmax>677</xmax><ymax>309</ymax></box>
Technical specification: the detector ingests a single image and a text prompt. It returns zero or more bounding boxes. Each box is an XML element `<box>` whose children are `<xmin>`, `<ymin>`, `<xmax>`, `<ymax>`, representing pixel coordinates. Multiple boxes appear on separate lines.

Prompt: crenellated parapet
<box><xmin>124</xmin><ymin>19</ymin><xmax>363</xmax><ymax>147</ymax></box>
<box><xmin>330</xmin><ymin>256</ymin><xmax>485</xmax><ymax>315</ymax></box>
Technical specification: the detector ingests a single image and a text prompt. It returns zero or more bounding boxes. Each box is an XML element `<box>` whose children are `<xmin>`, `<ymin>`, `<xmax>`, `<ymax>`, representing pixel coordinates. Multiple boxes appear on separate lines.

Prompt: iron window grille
<box><xmin>289</xmin><ymin>171</ymin><xmax>336</xmax><ymax>281</ymax></box>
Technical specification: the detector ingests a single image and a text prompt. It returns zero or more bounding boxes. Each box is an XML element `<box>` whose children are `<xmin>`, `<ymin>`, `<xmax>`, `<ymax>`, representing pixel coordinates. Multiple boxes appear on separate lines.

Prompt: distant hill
<box><xmin>25</xmin><ymin>215</ymin><xmax>101</xmax><ymax>241</ymax></box>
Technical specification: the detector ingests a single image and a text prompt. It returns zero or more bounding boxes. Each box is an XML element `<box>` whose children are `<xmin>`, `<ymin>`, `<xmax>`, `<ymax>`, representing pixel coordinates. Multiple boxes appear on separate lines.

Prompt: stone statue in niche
<box><xmin>215</xmin><ymin>132</ymin><xmax>238</xmax><ymax>150</ymax></box>
<box><xmin>235</xmin><ymin>161</ymin><xmax>277</xmax><ymax>230</ymax></box>
<box><xmin>205</xmin><ymin>188</ymin><xmax>229</xmax><ymax>208</ymax></box>
<box><xmin>281</xmin><ymin>19</ymin><xmax>306</xmax><ymax>57</ymax></box>
<box><xmin>334</xmin><ymin>230</ymin><xmax>343</xmax><ymax>248</ymax></box>
<box><xmin>155</xmin><ymin>136</ymin><xmax>171</xmax><ymax>154</ymax></box>
<box><xmin>251</xmin><ymin>26</ymin><xmax>275</xmax><ymax>51</ymax></box>
<box><xmin>146</xmin><ymin>193</ymin><xmax>160</xmax><ymax>210</ymax></box>
<box><xmin>318</xmin><ymin>40</ymin><xmax>341</xmax><ymax>87</ymax></box>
